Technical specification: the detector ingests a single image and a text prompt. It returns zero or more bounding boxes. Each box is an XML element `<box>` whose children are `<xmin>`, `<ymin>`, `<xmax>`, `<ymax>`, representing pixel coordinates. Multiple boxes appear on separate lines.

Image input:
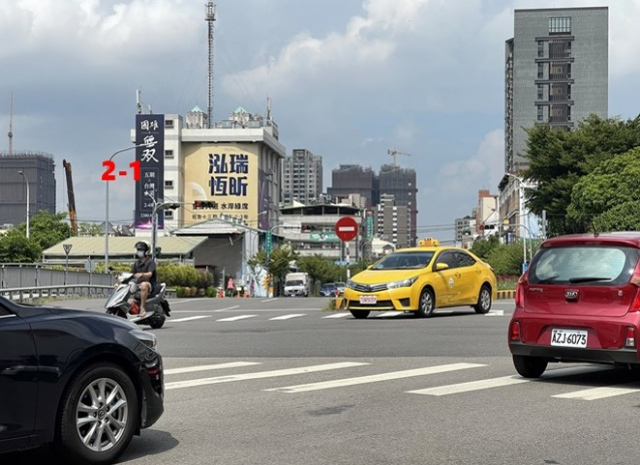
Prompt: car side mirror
<box><xmin>435</xmin><ymin>263</ymin><xmax>449</xmax><ymax>271</ymax></box>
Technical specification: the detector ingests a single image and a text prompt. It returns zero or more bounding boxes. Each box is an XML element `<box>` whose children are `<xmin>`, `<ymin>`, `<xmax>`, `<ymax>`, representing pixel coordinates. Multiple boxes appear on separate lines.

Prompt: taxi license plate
<box><xmin>359</xmin><ymin>295</ymin><xmax>377</xmax><ymax>304</ymax></box>
<box><xmin>551</xmin><ymin>329</ymin><xmax>587</xmax><ymax>348</ymax></box>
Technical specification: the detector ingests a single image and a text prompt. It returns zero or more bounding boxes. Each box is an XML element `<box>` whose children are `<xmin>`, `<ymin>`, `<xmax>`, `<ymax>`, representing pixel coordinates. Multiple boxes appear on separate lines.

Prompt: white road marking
<box><xmin>169</xmin><ymin>316</ymin><xmax>213</xmax><ymax>323</ymax></box>
<box><xmin>214</xmin><ymin>305</ymin><xmax>240</xmax><ymax>312</ymax></box>
<box><xmin>264</xmin><ymin>363</ymin><xmax>486</xmax><ymax>393</ymax></box>
<box><xmin>485</xmin><ymin>310</ymin><xmax>504</xmax><ymax>317</ymax></box>
<box><xmin>376</xmin><ymin>311</ymin><xmax>404</xmax><ymax>318</ymax></box>
<box><xmin>552</xmin><ymin>384</ymin><xmax>640</xmax><ymax>400</ymax></box>
<box><xmin>216</xmin><ymin>315</ymin><xmax>258</xmax><ymax>322</ymax></box>
<box><xmin>166</xmin><ymin>362</ymin><xmax>369</xmax><ymax>390</ymax></box>
<box><xmin>408</xmin><ymin>366</ymin><xmax>609</xmax><ymax>396</ymax></box>
<box><xmin>322</xmin><ymin>313</ymin><xmax>351</xmax><ymax>319</ymax></box>
<box><xmin>261</xmin><ymin>298</ymin><xmax>279</xmax><ymax>303</ymax></box>
<box><xmin>165</xmin><ymin>361</ymin><xmax>261</xmax><ymax>375</ymax></box>
<box><xmin>269</xmin><ymin>314</ymin><xmax>306</xmax><ymax>321</ymax></box>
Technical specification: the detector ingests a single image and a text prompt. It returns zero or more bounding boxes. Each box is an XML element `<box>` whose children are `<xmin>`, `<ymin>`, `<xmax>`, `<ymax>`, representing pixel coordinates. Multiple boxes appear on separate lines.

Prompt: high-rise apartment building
<box><xmin>0</xmin><ymin>151</ymin><xmax>56</xmax><ymax>228</ymax></box>
<box><xmin>374</xmin><ymin>194</ymin><xmax>411</xmax><ymax>249</ymax></box>
<box><xmin>281</xmin><ymin>149</ymin><xmax>323</xmax><ymax>205</ymax></box>
<box><xmin>378</xmin><ymin>164</ymin><xmax>418</xmax><ymax>246</ymax></box>
<box><xmin>505</xmin><ymin>7</ymin><xmax>608</xmax><ymax>173</ymax></box>
<box><xmin>327</xmin><ymin>165</ymin><xmax>378</xmax><ymax>208</ymax></box>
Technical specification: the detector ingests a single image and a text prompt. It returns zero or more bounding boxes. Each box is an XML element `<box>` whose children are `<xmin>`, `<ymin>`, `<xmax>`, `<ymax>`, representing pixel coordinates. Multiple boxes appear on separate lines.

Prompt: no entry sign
<box><xmin>335</xmin><ymin>216</ymin><xmax>358</xmax><ymax>242</ymax></box>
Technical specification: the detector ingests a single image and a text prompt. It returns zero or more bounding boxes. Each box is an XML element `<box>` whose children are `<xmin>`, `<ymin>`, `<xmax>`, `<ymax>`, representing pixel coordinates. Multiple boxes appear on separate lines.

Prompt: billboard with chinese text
<box><xmin>183</xmin><ymin>143</ymin><xmax>260</xmax><ymax>226</ymax></box>
<box><xmin>134</xmin><ymin>114</ymin><xmax>165</xmax><ymax>231</ymax></box>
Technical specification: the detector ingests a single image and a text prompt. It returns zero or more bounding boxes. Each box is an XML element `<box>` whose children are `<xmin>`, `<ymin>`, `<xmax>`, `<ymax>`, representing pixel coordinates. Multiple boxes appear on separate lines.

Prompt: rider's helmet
<box><xmin>134</xmin><ymin>240</ymin><xmax>151</xmax><ymax>257</ymax></box>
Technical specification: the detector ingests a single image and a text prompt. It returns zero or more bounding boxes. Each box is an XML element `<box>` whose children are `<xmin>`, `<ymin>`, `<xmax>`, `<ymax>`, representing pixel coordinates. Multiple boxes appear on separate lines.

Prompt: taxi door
<box><xmin>452</xmin><ymin>251</ymin><xmax>480</xmax><ymax>304</ymax></box>
<box><xmin>431</xmin><ymin>250</ymin><xmax>459</xmax><ymax>305</ymax></box>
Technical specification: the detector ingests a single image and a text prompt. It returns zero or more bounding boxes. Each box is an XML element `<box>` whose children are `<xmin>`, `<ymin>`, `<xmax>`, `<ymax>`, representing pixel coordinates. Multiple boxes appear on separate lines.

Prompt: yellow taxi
<box><xmin>343</xmin><ymin>238</ymin><xmax>498</xmax><ymax>319</ymax></box>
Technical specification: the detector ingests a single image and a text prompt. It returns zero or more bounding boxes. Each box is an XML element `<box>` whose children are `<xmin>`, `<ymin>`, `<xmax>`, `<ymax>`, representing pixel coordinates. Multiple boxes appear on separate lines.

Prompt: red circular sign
<box><xmin>335</xmin><ymin>216</ymin><xmax>358</xmax><ymax>242</ymax></box>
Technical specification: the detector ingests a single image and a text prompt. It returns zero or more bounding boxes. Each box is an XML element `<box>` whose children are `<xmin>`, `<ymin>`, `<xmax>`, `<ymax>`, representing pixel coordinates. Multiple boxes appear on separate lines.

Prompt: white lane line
<box><xmin>322</xmin><ymin>313</ymin><xmax>351</xmax><ymax>319</ymax></box>
<box><xmin>216</xmin><ymin>315</ymin><xmax>258</xmax><ymax>322</ymax></box>
<box><xmin>553</xmin><ymin>383</ymin><xmax>640</xmax><ymax>400</ymax></box>
<box><xmin>261</xmin><ymin>298</ymin><xmax>279</xmax><ymax>303</ymax></box>
<box><xmin>376</xmin><ymin>311</ymin><xmax>404</xmax><ymax>318</ymax></box>
<box><xmin>265</xmin><ymin>363</ymin><xmax>486</xmax><ymax>393</ymax></box>
<box><xmin>269</xmin><ymin>314</ymin><xmax>306</xmax><ymax>321</ymax></box>
<box><xmin>166</xmin><ymin>362</ymin><xmax>369</xmax><ymax>390</ymax></box>
<box><xmin>165</xmin><ymin>361</ymin><xmax>261</xmax><ymax>375</ymax></box>
<box><xmin>409</xmin><ymin>375</ymin><xmax>529</xmax><ymax>396</ymax></box>
<box><xmin>408</xmin><ymin>366</ymin><xmax>608</xmax><ymax>396</ymax></box>
<box><xmin>213</xmin><ymin>305</ymin><xmax>240</xmax><ymax>312</ymax></box>
<box><xmin>169</xmin><ymin>316</ymin><xmax>213</xmax><ymax>323</ymax></box>
<box><xmin>485</xmin><ymin>310</ymin><xmax>504</xmax><ymax>317</ymax></box>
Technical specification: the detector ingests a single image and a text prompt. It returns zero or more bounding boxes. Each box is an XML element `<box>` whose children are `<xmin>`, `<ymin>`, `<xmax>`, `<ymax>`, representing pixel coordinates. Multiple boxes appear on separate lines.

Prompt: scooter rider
<box><xmin>131</xmin><ymin>240</ymin><xmax>157</xmax><ymax>318</ymax></box>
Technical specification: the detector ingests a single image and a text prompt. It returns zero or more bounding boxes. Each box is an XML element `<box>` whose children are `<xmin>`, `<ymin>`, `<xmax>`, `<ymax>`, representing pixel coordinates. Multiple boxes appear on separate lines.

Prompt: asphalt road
<box><xmin>7</xmin><ymin>296</ymin><xmax>640</xmax><ymax>465</ymax></box>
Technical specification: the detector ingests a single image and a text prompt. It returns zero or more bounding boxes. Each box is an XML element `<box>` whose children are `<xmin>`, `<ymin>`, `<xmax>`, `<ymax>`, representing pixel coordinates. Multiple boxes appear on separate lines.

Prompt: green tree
<box><xmin>79</xmin><ymin>222</ymin><xmax>105</xmax><ymax>236</ymax></box>
<box><xmin>17</xmin><ymin>211</ymin><xmax>71</xmax><ymax>251</ymax></box>
<box><xmin>0</xmin><ymin>229</ymin><xmax>41</xmax><ymax>263</ymax></box>
<box><xmin>523</xmin><ymin>114</ymin><xmax>640</xmax><ymax>235</ymax></box>
<box><xmin>567</xmin><ymin>148</ymin><xmax>640</xmax><ymax>231</ymax></box>
<box><xmin>248</xmin><ymin>244</ymin><xmax>298</xmax><ymax>296</ymax></box>
<box><xmin>470</xmin><ymin>235</ymin><xmax>500</xmax><ymax>260</ymax></box>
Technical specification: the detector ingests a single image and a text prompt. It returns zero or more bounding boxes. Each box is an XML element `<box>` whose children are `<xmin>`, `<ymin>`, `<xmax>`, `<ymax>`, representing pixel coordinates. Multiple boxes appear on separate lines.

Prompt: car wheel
<box><xmin>513</xmin><ymin>355</ymin><xmax>548</xmax><ymax>378</ymax></box>
<box><xmin>148</xmin><ymin>313</ymin><xmax>165</xmax><ymax>329</ymax></box>
<box><xmin>57</xmin><ymin>363</ymin><xmax>139</xmax><ymax>465</ymax></box>
<box><xmin>474</xmin><ymin>285</ymin><xmax>492</xmax><ymax>314</ymax></box>
<box><xmin>350</xmin><ymin>310</ymin><xmax>370</xmax><ymax>319</ymax></box>
<box><xmin>417</xmin><ymin>288</ymin><xmax>435</xmax><ymax>318</ymax></box>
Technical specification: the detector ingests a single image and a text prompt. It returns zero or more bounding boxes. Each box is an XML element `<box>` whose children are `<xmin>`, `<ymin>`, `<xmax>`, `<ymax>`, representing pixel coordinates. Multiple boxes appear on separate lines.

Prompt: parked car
<box><xmin>343</xmin><ymin>238</ymin><xmax>497</xmax><ymax>319</ymax></box>
<box><xmin>335</xmin><ymin>282</ymin><xmax>346</xmax><ymax>295</ymax></box>
<box><xmin>319</xmin><ymin>282</ymin><xmax>337</xmax><ymax>297</ymax></box>
<box><xmin>0</xmin><ymin>296</ymin><xmax>164</xmax><ymax>464</ymax></box>
<box><xmin>508</xmin><ymin>232</ymin><xmax>640</xmax><ymax>378</ymax></box>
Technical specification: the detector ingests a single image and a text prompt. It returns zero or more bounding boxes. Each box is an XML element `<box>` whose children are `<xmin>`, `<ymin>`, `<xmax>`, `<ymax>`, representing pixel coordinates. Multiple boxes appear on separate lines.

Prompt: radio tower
<box><xmin>205</xmin><ymin>2</ymin><xmax>216</xmax><ymax>128</ymax></box>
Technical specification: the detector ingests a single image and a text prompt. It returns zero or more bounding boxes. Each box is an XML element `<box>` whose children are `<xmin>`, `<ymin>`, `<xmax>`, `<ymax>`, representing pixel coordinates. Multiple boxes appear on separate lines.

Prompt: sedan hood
<box><xmin>351</xmin><ymin>269</ymin><xmax>422</xmax><ymax>285</ymax></box>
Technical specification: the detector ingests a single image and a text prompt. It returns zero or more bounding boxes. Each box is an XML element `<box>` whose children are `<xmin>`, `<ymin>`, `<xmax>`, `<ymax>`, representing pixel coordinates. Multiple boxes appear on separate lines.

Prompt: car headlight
<box><xmin>346</xmin><ymin>280</ymin><xmax>357</xmax><ymax>289</ymax></box>
<box><xmin>387</xmin><ymin>276</ymin><xmax>418</xmax><ymax>289</ymax></box>
<box><xmin>130</xmin><ymin>329</ymin><xmax>157</xmax><ymax>350</ymax></box>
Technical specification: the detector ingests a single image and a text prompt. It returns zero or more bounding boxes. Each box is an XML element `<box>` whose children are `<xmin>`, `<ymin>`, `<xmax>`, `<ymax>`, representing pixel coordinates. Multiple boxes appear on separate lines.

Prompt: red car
<box><xmin>508</xmin><ymin>232</ymin><xmax>640</xmax><ymax>378</ymax></box>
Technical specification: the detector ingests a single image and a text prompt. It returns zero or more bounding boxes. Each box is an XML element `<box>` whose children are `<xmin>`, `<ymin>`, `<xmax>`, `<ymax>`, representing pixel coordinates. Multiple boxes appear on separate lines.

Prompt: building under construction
<box><xmin>0</xmin><ymin>151</ymin><xmax>56</xmax><ymax>229</ymax></box>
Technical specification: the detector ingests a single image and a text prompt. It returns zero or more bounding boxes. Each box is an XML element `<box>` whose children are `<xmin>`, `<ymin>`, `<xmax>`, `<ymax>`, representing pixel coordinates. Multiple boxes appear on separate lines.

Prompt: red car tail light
<box><xmin>510</xmin><ymin>321</ymin><xmax>521</xmax><ymax>342</ymax></box>
<box><xmin>628</xmin><ymin>263</ymin><xmax>640</xmax><ymax>312</ymax></box>
<box><xmin>625</xmin><ymin>327</ymin><xmax>636</xmax><ymax>348</ymax></box>
<box><xmin>515</xmin><ymin>273</ymin><xmax>527</xmax><ymax>308</ymax></box>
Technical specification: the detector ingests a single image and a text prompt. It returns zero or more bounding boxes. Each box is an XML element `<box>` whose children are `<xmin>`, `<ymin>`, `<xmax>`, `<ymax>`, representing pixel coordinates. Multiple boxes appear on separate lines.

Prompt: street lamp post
<box><xmin>17</xmin><ymin>171</ymin><xmax>30</xmax><ymax>239</ymax></box>
<box><xmin>146</xmin><ymin>193</ymin><xmax>180</xmax><ymax>260</ymax></box>
<box><xmin>104</xmin><ymin>143</ymin><xmax>148</xmax><ymax>271</ymax></box>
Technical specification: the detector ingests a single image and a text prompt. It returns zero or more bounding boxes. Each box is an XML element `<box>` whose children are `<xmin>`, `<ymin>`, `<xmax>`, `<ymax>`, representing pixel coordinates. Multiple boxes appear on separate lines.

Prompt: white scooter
<box><xmin>105</xmin><ymin>272</ymin><xmax>171</xmax><ymax>329</ymax></box>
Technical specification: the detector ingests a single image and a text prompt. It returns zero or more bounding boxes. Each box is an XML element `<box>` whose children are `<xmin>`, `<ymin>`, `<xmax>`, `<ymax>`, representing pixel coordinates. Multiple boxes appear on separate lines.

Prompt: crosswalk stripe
<box><xmin>170</xmin><ymin>316</ymin><xmax>213</xmax><ymax>323</ymax></box>
<box><xmin>216</xmin><ymin>315</ymin><xmax>257</xmax><ymax>322</ymax></box>
<box><xmin>408</xmin><ymin>365</ymin><xmax>609</xmax><ymax>396</ymax></box>
<box><xmin>165</xmin><ymin>361</ymin><xmax>261</xmax><ymax>375</ymax></box>
<box><xmin>264</xmin><ymin>363</ymin><xmax>486</xmax><ymax>393</ymax></box>
<box><xmin>269</xmin><ymin>314</ymin><xmax>306</xmax><ymax>321</ymax></box>
<box><xmin>485</xmin><ymin>310</ymin><xmax>504</xmax><ymax>317</ymax></box>
<box><xmin>376</xmin><ymin>311</ymin><xmax>404</xmax><ymax>318</ymax></box>
<box><xmin>322</xmin><ymin>313</ymin><xmax>350</xmax><ymax>318</ymax></box>
<box><xmin>552</xmin><ymin>383</ymin><xmax>640</xmax><ymax>400</ymax></box>
<box><xmin>166</xmin><ymin>362</ymin><xmax>369</xmax><ymax>390</ymax></box>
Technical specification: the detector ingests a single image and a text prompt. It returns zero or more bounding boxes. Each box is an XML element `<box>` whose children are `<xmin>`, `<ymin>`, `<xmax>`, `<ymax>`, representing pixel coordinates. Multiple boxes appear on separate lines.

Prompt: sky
<box><xmin>1</xmin><ymin>0</ymin><xmax>640</xmax><ymax>241</ymax></box>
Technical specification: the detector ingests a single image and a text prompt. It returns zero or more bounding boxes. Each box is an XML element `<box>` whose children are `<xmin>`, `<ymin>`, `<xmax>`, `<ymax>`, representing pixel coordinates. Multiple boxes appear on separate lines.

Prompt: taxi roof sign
<box><xmin>418</xmin><ymin>238</ymin><xmax>439</xmax><ymax>247</ymax></box>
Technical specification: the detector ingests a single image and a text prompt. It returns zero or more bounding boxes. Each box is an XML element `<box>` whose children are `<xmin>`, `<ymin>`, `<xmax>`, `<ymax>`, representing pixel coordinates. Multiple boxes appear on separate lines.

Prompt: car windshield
<box><xmin>529</xmin><ymin>245</ymin><xmax>640</xmax><ymax>286</ymax></box>
<box><xmin>287</xmin><ymin>280</ymin><xmax>303</xmax><ymax>286</ymax></box>
<box><xmin>371</xmin><ymin>252</ymin><xmax>434</xmax><ymax>270</ymax></box>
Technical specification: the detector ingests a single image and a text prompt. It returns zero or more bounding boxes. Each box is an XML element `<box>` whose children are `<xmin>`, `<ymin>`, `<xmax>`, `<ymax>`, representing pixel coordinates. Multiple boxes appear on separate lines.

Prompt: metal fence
<box><xmin>0</xmin><ymin>265</ymin><xmax>113</xmax><ymax>289</ymax></box>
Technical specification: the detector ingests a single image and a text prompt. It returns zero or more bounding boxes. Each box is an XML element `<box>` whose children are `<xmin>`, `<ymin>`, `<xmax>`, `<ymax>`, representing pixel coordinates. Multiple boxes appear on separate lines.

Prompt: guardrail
<box><xmin>0</xmin><ymin>285</ymin><xmax>177</xmax><ymax>303</ymax></box>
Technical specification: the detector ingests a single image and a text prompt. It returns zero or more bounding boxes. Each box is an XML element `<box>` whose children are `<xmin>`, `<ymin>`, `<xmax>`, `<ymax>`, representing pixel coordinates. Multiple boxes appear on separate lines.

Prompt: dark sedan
<box><xmin>0</xmin><ymin>296</ymin><xmax>164</xmax><ymax>464</ymax></box>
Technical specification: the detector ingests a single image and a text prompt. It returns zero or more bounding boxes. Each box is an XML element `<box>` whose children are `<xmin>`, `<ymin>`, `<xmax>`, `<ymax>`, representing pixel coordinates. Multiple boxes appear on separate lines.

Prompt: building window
<box><xmin>537</xmin><ymin>63</ymin><xmax>544</xmax><ymax>79</ymax></box>
<box><xmin>537</xmin><ymin>84</ymin><xmax>544</xmax><ymax>100</ymax></box>
<box><xmin>165</xmin><ymin>180</ymin><xmax>174</xmax><ymax>190</ymax></box>
<box><xmin>537</xmin><ymin>105</ymin><xmax>544</xmax><ymax>121</ymax></box>
<box><xmin>549</xmin><ymin>16</ymin><xmax>571</xmax><ymax>34</ymax></box>
<box><xmin>537</xmin><ymin>40</ymin><xmax>544</xmax><ymax>57</ymax></box>
<box><xmin>165</xmin><ymin>149</ymin><xmax>174</xmax><ymax>159</ymax></box>
<box><xmin>165</xmin><ymin>119</ymin><xmax>174</xmax><ymax>129</ymax></box>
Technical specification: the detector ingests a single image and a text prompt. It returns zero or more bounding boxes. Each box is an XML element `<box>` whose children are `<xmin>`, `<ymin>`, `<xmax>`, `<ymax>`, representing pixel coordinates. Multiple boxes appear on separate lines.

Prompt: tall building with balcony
<box><xmin>505</xmin><ymin>7</ymin><xmax>608</xmax><ymax>174</ymax></box>
<box><xmin>373</xmin><ymin>193</ymin><xmax>411</xmax><ymax>249</ymax></box>
<box><xmin>378</xmin><ymin>164</ymin><xmax>418</xmax><ymax>246</ymax></box>
<box><xmin>502</xmin><ymin>7</ymin><xmax>608</xmax><ymax>238</ymax></box>
<box><xmin>0</xmin><ymin>151</ymin><xmax>56</xmax><ymax>228</ymax></box>
<box><xmin>281</xmin><ymin>149</ymin><xmax>323</xmax><ymax>205</ymax></box>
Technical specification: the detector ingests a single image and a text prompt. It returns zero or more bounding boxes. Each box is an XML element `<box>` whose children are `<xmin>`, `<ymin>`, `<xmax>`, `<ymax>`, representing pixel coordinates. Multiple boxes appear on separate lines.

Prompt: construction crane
<box><xmin>387</xmin><ymin>149</ymin><xmax>412</xmax><ymax>167</ymax></box>
<box><xmin>63</xmin><ymin>160</ymin><xmax>78</xmax><ymax>236</ymax></box>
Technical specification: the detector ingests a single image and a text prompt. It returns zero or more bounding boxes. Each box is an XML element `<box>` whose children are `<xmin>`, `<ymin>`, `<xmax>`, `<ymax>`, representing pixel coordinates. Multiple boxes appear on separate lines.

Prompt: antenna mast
<box><xmin>136</xmin><ymin>89</ymin><xmax>143</xmax><ymax>114</ymax></box>
<box><xmin>205</xmin><ymin>2</ymin><xmax>217</xmax><ymax>129</ymax></box>
<box><xmin>8</xmin><ymin>92</ymin><xmax>13</xmax><ymax>155</ymax></box>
